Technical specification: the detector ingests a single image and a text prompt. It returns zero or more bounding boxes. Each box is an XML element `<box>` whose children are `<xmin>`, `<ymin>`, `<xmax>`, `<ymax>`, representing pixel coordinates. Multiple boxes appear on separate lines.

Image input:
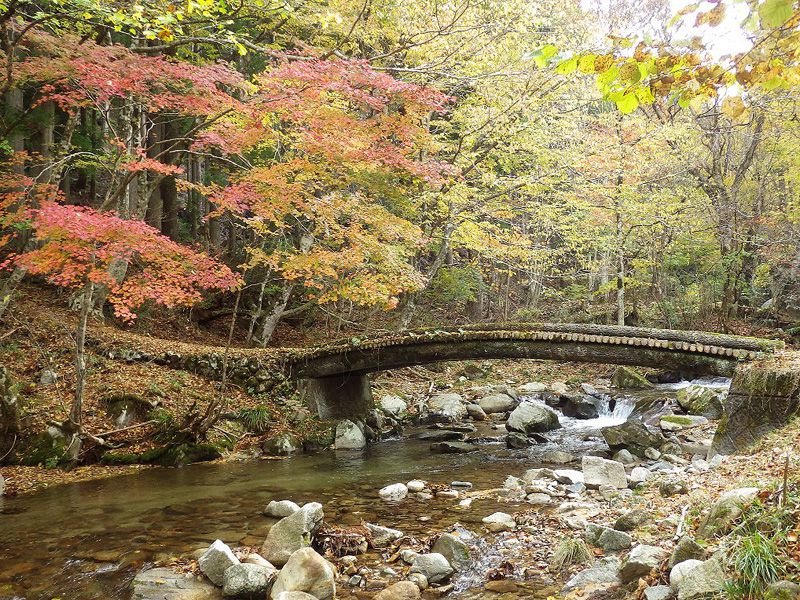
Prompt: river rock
<box><xmin>0</xmin><ymin>474</ymin><xmax>4</xmax><ymax>496</ymax></box>
<box><xmin>335</xmin><ymin>420</ymin><xmax>366</xmax><ymax>450</ymax></box>
<box><xmin>586</xmin><ymin>524</ymin><xmax>632</xmax><ymax>551</ymax></box>
<box><xmin>506</xmin><ymin>401</ymin><xmax>561</xmax><ymax>434</ymax></box>
<box><xmin>364</xmin><ymin>523</ymin><xmax>404</xmax><ymax>548</ymax></box>
<box><xmin>614</xmin><ymin>508</ymin><xmax>650</xmax><ymax>532</ymax></box>
<box><xmin>612</xmin><ymin>366</ymin><xmax>654</xmax><ymax>390</ymax></box>
<box><xmin>465</xmin><ymin>403</ymin><xmax>487</xmax><ymax>421</ymax></box>
<box><xmin>613</xmin><ymin>449</ymin><xmax>637</xmax><ymax>464</ymax></box>
<box><xmin>542</xmin><ymin>450</ymin><xmax>575</xmax><ymax>464</ymax></box>
<box><xmin>265</xmin><ymin>500</ymin><xmax>301</xmax><ymax>518</ymax></box>
<box><xmin>429</xmin><ymin>441</ymin><xmax>477</xmax><ymax>454</ymax></box>
<box><xmin>698</xmin><ymin>487</ymin><xmax>759</xmax><ymax>537</ymax></box>
<box><xmin>406</xmin><ymin>480</ymin><xmax>426</xmax><ymax>492</ymax></box>
<box><xmin>676</xmin><ymin>386</ymin><xmax>724</xmax><ymax>419</ymax></box>
<box><xmin>273</xmin><ymin>593</ymin><xmax>317</xmax><ymax>600</ymax></box>
<box><xmin>562</xmin><ymin>556</ymin><xmax>621</xmax><ymax>593</ymax></box>
<box><xmin>223</xmin><ymin>563</ymin><xmax>277</xmax><ymax>597</ymax></box>
<box><xmin>199</xmin><ymin>540</ymin><xmax>240</xmax><ymax>586</ymax></box>
<box><xmin>629</xmin><ymin>467</ymin><xmax>651</xmax><ymax>485</ymax></box>
<box><xmin>409</xmin><ymin>553</ymin><xmax>454</xmax><ymax>584</ymax></box>
<box><xmin>660</xmin><ymin>415</ymin><xmax>708</xmax><ymax>432</ymax></box>
<box><xmin>561</xmin><ymin>395</ymin><xmax>600</xmax><ymax>419</ymax></box>
<box><xmin>669</xmin><ymin>536</ymin><xmax>704</xmax><ymax>568</ymax></box>
<box><xmin>553</xmin><ymin>469</ymin><xmax>583</xmax><ymax>484</ymax></box>
<box><xmin>262</xmin><ymin>502</ymin><xmax>324</xmax><ymax>567</ymax></box>
<box><xmin>374</xmin><ymin>581</ymin><xmax>421</xmax><ymax>600</ymax></box>
<box><xmin>242</xmin><ymin>553</ymin><xmax>274</xmax><ymax>568</ymax></box>
<box><xmin>671</xmin><ymin>558</ymin><xmax>725</xmax><ymax>599</ymax></box>
<box><xmin>517</xmin><ymin>382</ymin><xmax>547</xmax><ymax>394</ymax></box>
<box><xmin>506</xmin><ymin>432</ymin><xmax>530</xmax><ymax>448</ymax></box>
<box><xmin>522</xmin><ymin>468</ymin><xmax>557</xmax><ymax>483</ymax></box>
<box><xmin>415</xmin><ymin>429</ymin><xmax>463</xmax><ymax>442</ymax></box>
<box><xmin>379</xmin><ymin>483</ymin><xmax>408</xmax><ymax>501</ymax></box>
<box><xmin>766</xmin><ymin>581</ymin><xmax>800</xmax><ymax>599</ymax></box>
<box><xmin>644</xmin><ymin>585</ymin><xmax>675</xmax><ymax>600</ymax></box>
<box><xmin>659</xmin><ymin>478</ymin><xmax>688</xmax><ymax>497</ymax></box>
<box><xmin>427</xmin><ymin>394</ymin><xmax>466</xmax><ymax>422</ymax></box>
<box><xmin>262</xmin><ymin>434</ymin><xmax>302</xmax><ymax>456</ymax></box>
<box><xmin>669</xmin><ymin>559</ymin><xmax>703</xmax><ymax>589</ymax></box>
<box><xmin>270</xmin><ymin>548</ymin><xmax>335</xmax><ymax>600</ymax></box>
<box><xmin>133</xmin><ymin>567</ymin><xmax>222</xmax><ymax>600</ymax></box>
<box><xmin>379</xmin><ymin>395</ymin><xmax>408</xmax><ymax>417</ymax></box>
<box><xmin>602</xmin><ymin>418</ymin><xmax>664</xmax><ymax>457</ymax></box>
<box><xmin>620</xmin><ymin>545</ymin><xmax>667</xmax><ymax>583</ymax></box>
<box><xmin>482</xmin><ymin>512</ymin><xmax>515</xmax><ymax>532</ymax></box>
<box><xmin>39</xmin><ymin>369</ymin><xmax>59</xmax><ymax>385</ymax></box>
<box><xmin>478</xmin><ymin>393</ymin><xmax>517</xmax><ymax>414</ymax></box>
<box><xmin>431</xmin><ymin>533</ymin><xmax>471</xmax><ymax>571</ymax></box>
<box><xmin>582</xmin><ymin>456</ymin><xmax>627</xmax><ymax>489</ymax></box>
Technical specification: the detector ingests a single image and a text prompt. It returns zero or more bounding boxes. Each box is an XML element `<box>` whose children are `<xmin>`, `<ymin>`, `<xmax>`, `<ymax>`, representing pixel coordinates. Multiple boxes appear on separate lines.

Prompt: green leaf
<box><xmin>614</xmin><ymin>93</ymin><xmax>639</xmax><ymax>114</ymax></box>
<box><xmin>578</xmin><ymin>54</ymin><xmax>596</xmax><ymax>73</ymax></box>
<box><xmin>758</xmin><ymin>0</ymin><xmax>793</xmax><ymax>28</ymax></box>
<box><xmin>555</xmin><ymin>56</ymin><xmax>578</xmax><ymax>75</ymax></box>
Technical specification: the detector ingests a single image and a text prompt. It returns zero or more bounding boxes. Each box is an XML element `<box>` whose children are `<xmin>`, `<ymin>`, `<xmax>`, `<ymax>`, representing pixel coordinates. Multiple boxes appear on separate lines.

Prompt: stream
<box><xmin>0</xmin><ymin>377</ymin><xmax>729</xmax><ymax>600</ymax></box>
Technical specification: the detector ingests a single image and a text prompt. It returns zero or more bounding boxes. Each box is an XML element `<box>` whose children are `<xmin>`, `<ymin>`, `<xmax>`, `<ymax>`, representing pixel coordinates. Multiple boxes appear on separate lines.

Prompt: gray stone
<box><xmin>522</xmin><ymin>468</ymin><xmax>557</xmax><ymax>483</ymax></box>
<box><xmin>262</xmin><ymin>503</ymin><xmax>324</xmax><ymax>567</ymax></box>
<box><xmin>669</xmin><ymin>559</ymin><xmax>703</xmax><ymax>589</ymax></box>
<box><xmin>614</xmin><ymin>509</ymin><xmax>650</xmax><ymax>532</ymax></box>
<box><xmin>378</xmin><ymin>483</ymin><xmax>408</xmax><ymax>501</ymax></box>
<box><xmin>364</xmin><ymin>522</ymin><xmax>403</xmax><ymax>548</ymax></box>
<box><xmin>669</xmin><ymin>536</ymin><xmax>704</xmax><ymax>568</ymax></box>
<box><xmin>672</xmin><ymin>558</ymin><xmax>725</xmax><ymax>600</ymax></box>
<box><xmin>644</xmin><ymin>585</ymin><xmax>675</xmax><ymax>600</ymax></box>
<box><xmin>620</xmin><ymin>545</ymin><xmax>667</xmax><ymax>583</ymax></box>
<box><xmin>561</xmin><ymin>395</ymin><xmax>600</xmax><ymax>419</ymax></box>
<box><xmin>645</xmin><ymin>447</ymin><xmax>662</xmax><ymax>460</ymax></box>
<box><xmin>273</xmin><ymin>593</ymin><xmax>317</xmax><ymax>600</ymax></box>
<box><xmin>374</xmin><ymin>581</ymin><xmax>421</xmax><ymax>600</ymax></box>
<box><xmin>527</xmin><ymin>493</ymin><xmax>551</xmax><ymax>504</ymax></box>
<box><xmin>265</xmin><ymin>500</ymin><xmax>301</xmax><ymax>518</ymax></box>
<box><xmin>698</xmin><ymin>487</ymin><xmax>759</xmax><ymax>537</ymax></box>
<box><xmin>262</xmin><ymin>434</ymin><xmax>301</xmax><ymax>455</ymax></box>
<box><xmin>427</xmin><ymin>394</ymin><xmax>466</xmax><ymax>422</ymax></box>
<box><xmin>222</xmin><ymin>563</ymin><xmax>277</xmax><ymax>597</ymax></box>
<box><xmin>766</xmin><ymin>580</ymin><xmax>800</xmax><ymax>599</ymax></box>
<box><xmin>199</xmin><ymin>540</ymin><xmax>240</xmax><ymax>587</ymax></box>
<box><xmin>553</xmin><ymin>469</ymin><xmax>584</xmax><ymax>484</ymax></box>
<box><xmin>506</xmin><ymin>401</ymin><xmax>561</xmax><ymax>434</ymax></box>
<box><xmin>562</xmin><ymin>556</ymin><xmax>621</xmax><ymax>593</ymax></box>
<box><xmin>582</xmin><ymin>456</ymin><xmax>628</xmax><ymax>489</ymax></box>
<box><xmin>406</xmin><ymin>479</ymin><xmax>426</xmax><ymax>492</ymax></box>
<box><xmin>429</xmin><ymin>441</ymin><xmax>477</xmax><ymax>454</ymax></box>
<box><xmin>269</xmin><ymin>548</ymin><xmax>335</xmax><ymax>600</ymax></box>
<box><xmin>406</xmin><ymin>572</ymin><xmax>428</xmax><ymax>590</ymax></box>
<box><xmin>133</xmin><ymin>567</ymin><xmax>222</xmax><ymax>600</ymax></box>
<box><xmin>612</xmin><ymin>366</ymin><xmax>654</xmax><ymax>390</ymax></box>
<box><xmin>379</xmin><ymin>395</ymin><xmax>407</xmax><ymax>417</ymax></box>
<box><xmin>39</xmin><ymin>369</ymin><xmax>58</xmax><ymax>385</ymax></box>
<box><xmin>517</xmin><ymin>382</ymin><xmax>548</xmax><ymax>394</ymax></box>
<box><xmin>542</xmin><ymin>450</ymin><xmax>575</xmax><ymax>464</ymax></box>
<box><xmin>506</xmin><ymin>432</ymin><xmax>530</xmax><ymax>448</ymax></box>
<box><xmin>613</xmin><ymin>449</ymin><xmax>637</xmax><ymax>464</ymax></box>
<box><xmin>409</xmin><ymin>553</ymin><xmax>454</xmax><ymax>584</ymax></box>
<box><xmin>676</xmin><ymin>386</ymin><xmax>724</xmax><ymax>419</ymax></box>
<box><xmin>602</xmin><ymin>418</ymin><xmax>663</xmax><ymax>457</ymax></box>
<box><xmin>465</xmin><ymin>403</ymin><xmax>487</xmax><ymax>421</ymax></box>
<box><xmin>629</xmin><ymin>467</ymin><xmax>651</xmax><ymax>484</ymax></box>
<box><xmin>659</xmin><ymin>478</ymin><xmax>688</xmax><ymax>497</ymax></box>
<box><xmin>586</xmin><ymin>524</ymin><xmax>632</xmax><ymax>551</ymax></box>
<box><xmin>335</xmin><ymin>420</ymin><xmax>366</xmax><ymax>450</ymax></box>
<box><xmin>478</xmin><ymin>393</ymin><xmax>517</xmax><ymax>414</ymax></box>
<box><xmin>482</xmin><ymin>512</ymin><xmax>515</xmax><ymax>532</ymax></box>
<box><xmin>431</xmin><ymin>533</ymin><xmax>471</xmax><ymax>571</ymax></box>
<box><xmin>660</xmin><ymin>415</ymin><xmax>708</xmax><ymax>432</ymax></box>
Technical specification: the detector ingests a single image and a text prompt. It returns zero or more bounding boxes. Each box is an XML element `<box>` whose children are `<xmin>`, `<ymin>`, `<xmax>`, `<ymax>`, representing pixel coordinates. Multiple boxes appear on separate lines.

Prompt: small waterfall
<box><xmin>598</xmin><ymin>396</ymin><xmax>635</xmax><ymax>420</ymax></box>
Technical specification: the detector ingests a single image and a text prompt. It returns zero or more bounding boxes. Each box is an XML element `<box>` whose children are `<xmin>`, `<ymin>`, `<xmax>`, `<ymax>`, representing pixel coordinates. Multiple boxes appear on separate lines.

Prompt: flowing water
<box><xmin>0</xmin><ymin>378</ymin><xmax>729</xmax><ymax>600</ymax></box>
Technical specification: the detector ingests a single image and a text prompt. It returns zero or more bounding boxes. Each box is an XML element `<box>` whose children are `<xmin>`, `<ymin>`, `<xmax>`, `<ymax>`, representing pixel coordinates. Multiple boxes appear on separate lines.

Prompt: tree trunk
<box><xmin>72</xmin><ymin>282</ymin><xmax>93</xmax><ymax>427</ymax></box>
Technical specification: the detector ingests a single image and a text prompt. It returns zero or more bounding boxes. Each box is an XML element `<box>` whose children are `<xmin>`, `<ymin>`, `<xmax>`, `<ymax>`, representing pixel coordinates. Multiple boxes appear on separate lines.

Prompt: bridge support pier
<box><xmin>298</xmin><ymin>374</ymin><xmax>373</xmax><ymax>420</ymax></box>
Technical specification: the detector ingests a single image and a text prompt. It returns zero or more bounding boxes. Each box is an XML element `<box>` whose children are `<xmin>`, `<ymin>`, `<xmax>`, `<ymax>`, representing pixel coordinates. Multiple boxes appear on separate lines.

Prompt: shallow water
<box><xmin>0</xmin><ymin>377</ymin><xmax>728</xmax><ymax>600</ymax></box>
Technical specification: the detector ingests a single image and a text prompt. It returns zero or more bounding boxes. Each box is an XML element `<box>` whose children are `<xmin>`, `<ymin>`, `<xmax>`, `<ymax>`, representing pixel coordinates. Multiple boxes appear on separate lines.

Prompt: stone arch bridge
<box><xmin>285</xmin><ymin>323</ymin><xmax>781</xmax><ymax>420</ymax></box>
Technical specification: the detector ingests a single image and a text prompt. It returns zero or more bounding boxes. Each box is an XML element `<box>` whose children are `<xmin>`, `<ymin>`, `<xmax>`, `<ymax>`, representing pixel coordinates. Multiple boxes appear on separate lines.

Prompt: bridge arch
<box><xmin>287</xmin><ymin>324</ymin><xmax>779</xmax><ymax>419</ymax></box>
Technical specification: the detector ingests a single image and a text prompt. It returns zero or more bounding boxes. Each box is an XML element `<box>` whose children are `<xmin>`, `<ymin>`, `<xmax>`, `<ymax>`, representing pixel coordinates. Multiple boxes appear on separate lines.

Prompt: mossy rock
<box><xmin>101</xmin><ymin>443</ymin><xmax>223</xmax><ymax>467</ymax></box>
<box><xmin>19</xmin><ymin>428</ymin><xmax>70</xmax><ymax>467</ymax></box>
<box><xmin>611</xmin><ymin>366</ymin><xmax>654</xmax><ymax>390</ymax></box>
<box><xmin>676</xmin><ymin>385</ymin><xmax>724</xmax><ymax>419</ymax></box>
<box><xmin>303</xmin><ymin>421</ymin><xmax>336</xmax><ymax>451</ymax></box>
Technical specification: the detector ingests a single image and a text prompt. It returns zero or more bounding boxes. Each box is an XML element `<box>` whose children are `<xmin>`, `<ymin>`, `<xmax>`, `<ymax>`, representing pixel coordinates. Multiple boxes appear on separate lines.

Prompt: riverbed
<box><xmin>0</xmin><ymin>378</ymin><xmax>727</xmax><ymax>599</ymax></box>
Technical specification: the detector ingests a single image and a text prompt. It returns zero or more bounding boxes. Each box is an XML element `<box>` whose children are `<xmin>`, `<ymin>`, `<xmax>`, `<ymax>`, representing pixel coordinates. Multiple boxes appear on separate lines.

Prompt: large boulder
<box><xmin>262</xmin><ymin>503</ymin><xmax>324</xmax><ymax>567</ymax></box>
<box><xmin>561</xmin><ymin>395</ymin><xmax>600</xmax><ymax>419</ymax></box>
<box><xmin>409</xmin><ymin>553</ymin><xmax>454</xmax><ymax>584</ymax></box>
<box><xmin>676</xmin><ymin>385</ymin><xmax>724</xmax><ymax>419</ymax></box>
<box><xmin>264</xmin><ymin>500</ymin><xmax>301</xmax><ymax>518</ymax></box>
<box><xmin>620</xmin><ymin>545</ymin><xmax>667</xmax><ymax>583</ymax></box>
<box><xmin>426</xmin><ymin>394</ymin><xmax>466</xmax><ymax>422</ymax></box>
<box><xmin>612</xmin><ymin>366</ymin><xmax>654</xmax><ymax>389</ymax></box>
<box><xmin>506</xmin><ymin>401</ymin><xmax>561</xmax><ymax>434</ymax></box>
<box><xmin>561</xmin><ymin>556</ymin><xmax>621</xmax><ymax>593</ymax></box>
<box><xmin>670</xmin><ymin>558</ymin><xmax>725</xmax><ymax>600</ymax></box>
<box><xmin>379</xmin><ymin>483</ymin><xmax>408</xmax><ymax>501</ymax></box>
<box><xmin>585</xmin><ymin>524</ymin><xmax>632</xmax><ymax>551</ymax></box>
<box><xmin>262</xmin><ymin>434</ymin><xmax>301</xmax><ymax>456</ymax></box>
<box><xmin>482</xmin><ymin>512</ymin><xmax>516</xmax><ymax>532</ymax></box>
<box><xmin>582</xmin><ymin>456</ymin><xmax>627</xmax><ymax>489</ymax></box>
<box><xmin>270</xmin><ymin>548</ymin><xmax>335</xmax><ymax>600</ymax></box>
<box><xmin>379</xmin><ymin>395</ymin><xmax>407</xmax><ymax>417</ymax></box>
<box><xmin>602</xmin><ymin>418</ymin><xmax>664</xmax><ymax>457</ymax></box>
<box><xmin>431</xmin><ymin>533</ymin><xmax>471</xmax><ymax>571</ymax></box>
<box><xmin>132</xmin><ymin>567</ymin><xmax>222</xmax><ymax>600</ymax></box>
<box><xmin>517</xmin><ymin>382</ymin><xmax>548</xmax><ymax>394</ymax></box>
<box><xmin>477</xmin><ymin>393</ymin><xmax>517</xmax><ymax>414</ymax></box>
<box><xmin>199</xmin><ymin>540</ymin><xmax>239</xmax><ymax>586</ymax></box>
<box><xmin>374</xmin><ymin>582</ymin><xmax>421</xmax><ymax>600</ymax></box>
<box><xmin>364</xmin><ymin>522</ymin><xmax>403</xmax><ymax>548</ymax></box>
<box><xmin>669</xmin><ymin>536</ymin><xmax>704</xmax><ymax>568</ymax></box>
<box><xmin>334</xmin><ymin>420</ymin><xmax>366</xmax><ymax>450</ymax></box>
<box><xmin>222</xmin><ymin>563</ymin><xmax>277</xmax><ymax>598</ymax></box>
<box><xmin>698</xmin><ymin>487</ymin><xmax>759</xmax><ymax>537</ymax></box>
